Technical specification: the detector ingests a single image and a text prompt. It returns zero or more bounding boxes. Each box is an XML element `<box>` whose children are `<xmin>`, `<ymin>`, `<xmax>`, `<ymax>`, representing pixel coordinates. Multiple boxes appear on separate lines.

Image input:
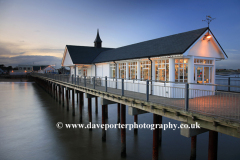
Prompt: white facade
<box><xmin>62</xmin><ymin>29</ymin><xmax>227</xmax><ymax>98</ymax></box>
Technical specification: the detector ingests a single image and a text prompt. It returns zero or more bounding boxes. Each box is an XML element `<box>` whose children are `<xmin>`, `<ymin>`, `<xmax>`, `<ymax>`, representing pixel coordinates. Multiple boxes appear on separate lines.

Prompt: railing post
<box><xmin>93</xmin><ymin>77</ymin><xmax>95</xmax><ymax>89</ymax></box>
<box><xmin>78</xmin><ymin>76</ymin><xmax>79</xmax><ymax>85</ymax></box>
<box><xmin>185</xmin><ymin>83</ymin><xmax>189</xmax><ymax>111</ymax></box>
<box><xmin>105</xmin><ymin>76</ymin><xmax>107</xmax><ymax>92</ymax></box>
<box><xmin>72</xmin><ymin>75</ymin><xmax>73</xmax><ymax>84</ymax></box>
<box><xmin>228</xmin><ymin>77</ymin><xmax>230</xmax><ymax>92</ymax></box>
<box><xmin>84</xmin><ymin>76</ymin><xmax>86</xmax><ymax>87</ymax></box>
<box><xmin>122</xmin><ymin>79</ymin><xmax>124</xmax><ymax>96</ymax></box>
<box><xmin>146</xmin><ymin>80</ymin><xmax>149</xmax><ymax>102</ymax></box>
<box><xmin>67</xmin><ymin>75</ymin><xmax>69</xmax><ymax>83</ymax></box>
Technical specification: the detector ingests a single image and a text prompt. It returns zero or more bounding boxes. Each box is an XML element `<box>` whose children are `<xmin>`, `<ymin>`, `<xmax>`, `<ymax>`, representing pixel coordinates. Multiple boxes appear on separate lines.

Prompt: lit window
<box><xmin>78</xmin><ymin>67</ymin><xmax>82</xmax><ymax>75</ymax></box>
<box><xmin>129</xmin><ymin>62</ymin><xmax>137</xmax><ymax>79</ymax></box>
<box><xmin>119</xmin><ymin>63</ymin><xmax>126</xmax><ymax>79</ymax></box>
<box><xmin>194</xmin><ymin>66</ymin><xmax>212</xmax><ymax>84</ymax></box>
<box><xmin>194</xmin><ymin>59</ymin><xmax>213</xmax><ymax>64</ymax></box>
<box><xmin>141</xmin><ymin>61</ymin><xmax>151</xmax><ymax>80</ymax></box>
<box><xmin>175</xmin><ymin>59</ymin><xmax>188</xmax><ymax>82</ymax></box>
<box><xmin>110</xmin><ymin>64</ymin><xmax>116</xmax><ymax>78</ymax></box>
<box><xmin>155</xmin><ymin>59</ymin><xmax>169</xmax><ymax>81</ymax></box>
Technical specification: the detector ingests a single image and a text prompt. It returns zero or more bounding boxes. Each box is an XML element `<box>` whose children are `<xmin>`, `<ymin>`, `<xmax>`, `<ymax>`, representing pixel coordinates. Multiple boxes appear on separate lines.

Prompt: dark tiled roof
<box><xmin>66</xmin><ymin>45</ymin><xmax>112</xmax><ymax>64</ymax></box>
<box><xmin>92</xmin><ymin>27</ymin><xmax>208</xmax><ymax>63</ymax></box>
<box><xmin>33</xmin><ymin>65</ymin><xmax>49</xmax><ymax>71</ymax></box>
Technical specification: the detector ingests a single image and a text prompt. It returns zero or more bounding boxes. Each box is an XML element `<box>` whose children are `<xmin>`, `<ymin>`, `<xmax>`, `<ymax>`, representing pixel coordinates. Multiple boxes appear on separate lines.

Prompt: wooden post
<box><xmin>79</xmin><ymin>93</ymin><xmax>83</xmax><ymax>123</ymax></box>
<box><xmin>55</xmin><ymin>85</ymin><xmax>58</xmax><ymax>102</ymax></box>
<box><xmin>66</xmin><ymin>89</ymin><xmax>69</xmax><ymax>111</ymax></box>
<box><xmin>88</xmin><ymin>98</ymin><xmax>92</xmax><ymax>130</ymax></box>
<box><xmin>190</xmin><ymin>136</ymin><xmax>197</xmax><ymax>160</ymax></box>
<box><xmin>95</xmin><ymin>97</ymin><xmax>98</xmax><ymax>114</ymax></box>
<box><xmin>105</xmin><ymin>105</ymin><xmax>108</xmax><ymax>119</ymax></box>
<box><xmin>62</xmin><ymin>86</ymin><xmax>64</xmax><ymax>107</ymax></box>
<box><xmin>208</xmin><ymin>131</ymin><xmax>218</xmax><ymax>160</ymax></box>
<box><xmin>159</xmin><ymin>115</ymin><xmax>162</xmax><ymax>145</ymax></box>
<box><xmin>59</xmin><ymin>85</ymin><xmax>61</xmax><ymax>104</ymax></box>
<box><xmin>80</xmin><ymin>92</ymin><xmax>84</xmax><ymax>107</ymax></box>
<box><xmin>102</xmin><ymin>105</ymin><xmax>106</xmax><ymax>141</ymax></box>
<box><xmin>121</xmin><ymin>104</ymin><xmax>126</xmax><ymax>157</ymax></box>
<box><xmin>77</xmin><ymin>92</ymin><xmax>79</xmax><ymax>103</ymax></box>
<box><xmin>152</xmin><ymin>114</ymin><xmax>159</xmax><ymax>160</ymax></box>
<box><xmin>72</xmin><ymin>89</ymin><xmax>75</xmax><ymax>116</ymax></box>
<box><xmin>134</xmin><ymin>115</ymin><xmax>138</xmax><ymax>135</ymax></box>
<box><xmin>117</xmin><ymin>103</ymin><xmax>120</xmax><ymax>124</ymax></box>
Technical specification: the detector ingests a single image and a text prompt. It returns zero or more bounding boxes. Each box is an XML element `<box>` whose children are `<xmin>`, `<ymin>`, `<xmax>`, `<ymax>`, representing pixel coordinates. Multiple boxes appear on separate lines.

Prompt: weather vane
<box><xmin>202</xmin><ymin>15</ymin><xmax>215</xmax><ymax>28</ymax></box>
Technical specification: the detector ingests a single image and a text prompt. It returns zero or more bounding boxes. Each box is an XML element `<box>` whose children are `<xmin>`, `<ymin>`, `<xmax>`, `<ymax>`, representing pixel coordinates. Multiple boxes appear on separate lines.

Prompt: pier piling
<box><xmin>208</xmin><ymin>131</ymin><xmax>218</xmax><ymax>160</ymax></box>
<box><xmin>88</xmin><ymin>98</ymin><xmax>92</xmax><ymax>130</ymax></box>
<box><xmin>190</xmin><ymin>136</ymin><xmax>197</xmax><ymax>160</ymax></box>
<box><xmin>134</xmin><ymin>115</ymin><xmax>138</xmax><ymax>135</ymax></box>
<box><xmin>79</xmin><ymin>93</ymin><xmax>83</xmax><ymax>123</ymax></box>
<box><xmin>152</xmin><ymin>114</ymin><xmax>159</xmax><ymax>160</ymax></box>
<box><xmin>121</xmin><ymin>104</ymin><xmax>126</xmax><ymax>157</ymax></box>
<box><xmin>72</xmin><ymin>89</ymin><xmax>75</xmax><ymax>116</ymax></box>
<box><xmin>102</xmin><ymin>105</ymin><xmax>106</xmax><ymax>141</ymax></box>
<box><xmin>117</xmin><ymin>103</ymin><xmax>120</xmax><ymax>124</ymax></box>
<box><xmin>95</xmin><ymin>97</ymin><xmax>98</xmax><ymax>114</ymax></box>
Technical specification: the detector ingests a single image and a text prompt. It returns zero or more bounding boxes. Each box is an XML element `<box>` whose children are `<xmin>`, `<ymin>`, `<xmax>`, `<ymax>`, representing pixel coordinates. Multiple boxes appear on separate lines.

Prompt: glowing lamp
<box><xmin>206</xmin><ymin>35</ymin><xmax>211</xmax><ymax>39</ymax></box>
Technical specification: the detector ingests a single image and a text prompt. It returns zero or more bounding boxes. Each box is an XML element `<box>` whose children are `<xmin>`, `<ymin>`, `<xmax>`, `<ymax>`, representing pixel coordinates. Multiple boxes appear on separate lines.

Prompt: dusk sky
<box><xmin>0</xmin><ymin>0</ymin><xmax>239</xmax><ymax>69</ymax></box>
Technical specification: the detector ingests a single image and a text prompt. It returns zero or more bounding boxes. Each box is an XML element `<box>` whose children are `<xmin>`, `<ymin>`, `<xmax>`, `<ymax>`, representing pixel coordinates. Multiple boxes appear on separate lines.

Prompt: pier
<box><xmin>33</xmin><ymin>73</ymin><xmax>240</xmax><ymax>160</ymax></box>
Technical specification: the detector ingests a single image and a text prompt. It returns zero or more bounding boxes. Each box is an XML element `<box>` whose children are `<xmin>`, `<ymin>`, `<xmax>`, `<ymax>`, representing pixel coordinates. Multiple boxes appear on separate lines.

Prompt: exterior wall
<box><xmin>96</xmin><ymin>63</ymin><xmax>109</xmax><ymax>77</ymax></box>
<box><xmin>63</xmin><ymin>50</ymin><xmax>74</xmax><ymax>66</ymax></box>
<box><xmin>187</xmin><ymin>33</ymin><xmax>225</xmax><ymax>59</ymax></box>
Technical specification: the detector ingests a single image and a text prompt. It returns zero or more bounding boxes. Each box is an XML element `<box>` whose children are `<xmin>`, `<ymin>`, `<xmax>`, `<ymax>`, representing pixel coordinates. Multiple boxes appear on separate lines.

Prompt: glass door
<box><xmin>195</xmin><ymin>66</ymin><xmax>212</xmax><ymax>84</ymax></box>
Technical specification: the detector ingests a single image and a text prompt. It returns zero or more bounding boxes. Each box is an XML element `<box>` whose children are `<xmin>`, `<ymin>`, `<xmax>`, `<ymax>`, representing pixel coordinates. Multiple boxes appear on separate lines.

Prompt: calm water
<box><xmin>0</xmin><ymin>82</ymin><xmax>239</xmax><ymax>160</ymax></box>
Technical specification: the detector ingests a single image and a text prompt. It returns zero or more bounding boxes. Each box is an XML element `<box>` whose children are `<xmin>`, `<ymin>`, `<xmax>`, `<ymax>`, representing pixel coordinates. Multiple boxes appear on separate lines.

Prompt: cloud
<box><xmin>0</xmin><ymin>55</ymin><xmax>62</xmax><ymax>68</ymax></box>
<box><xmin>226</xmin><ymin>49</ymin><xmax>238</xmax><ymax>52</ymax></box>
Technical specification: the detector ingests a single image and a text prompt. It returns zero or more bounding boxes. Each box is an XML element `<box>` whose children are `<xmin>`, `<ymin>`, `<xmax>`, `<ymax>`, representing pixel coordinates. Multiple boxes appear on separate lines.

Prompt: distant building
<box><xmin>33</xmin><ymin>65</ymin><xmax>56</xmax><ymax>73</ymax></box>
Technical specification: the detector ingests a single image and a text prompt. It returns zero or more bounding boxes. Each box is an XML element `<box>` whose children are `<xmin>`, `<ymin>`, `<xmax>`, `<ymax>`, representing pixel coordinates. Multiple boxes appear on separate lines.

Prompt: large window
<box><xmin>141</xmin><ymin>61</ymin><xmax>151</xmax><ymax>80</ymax></box>
<box><xmin>78</xmin><ymin>67</ymin><xmax>82</xmax><ymax>75</ymax></box>
<box><xmin>175</xmin><ymin>59</ymin><xmax>188</xmax><ymax>82</ymax></box>
<box><xmin>129</xmin><ymin>62</ymin><xmax>137</xmax><ymax>79</ymax></box>
<box><xmin>83</xmin><ymin>69</ymin><xmax>87</xmax><ymax>76</ymax></box>
<box><xmin>194</xmin><ymin>66</ymin><xmax>212</xmax><ymax>84</ymax></box>
<box><xmin>110</xmin><ymin>64</ymin><xmax>116</xmax><ymax>78</ymax></box>
<box><xmin>155</xmin><ymin>59</ymin><xmax>169</xmax><ymax>81</ymax></box>
<box><xmin>119</xmin><ymin>63</ymin><xmax>126</xmax><ymax>79</ymax></box>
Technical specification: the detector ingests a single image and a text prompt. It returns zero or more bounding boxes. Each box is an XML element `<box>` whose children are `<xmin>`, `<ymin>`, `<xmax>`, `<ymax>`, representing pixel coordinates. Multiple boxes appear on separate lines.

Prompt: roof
<box><xmin>66</xmin><ymin>45</ymin><xmax>112</xmax><ymax>64</ymax></box>
<box><xmin>33</xmin><ymin>65</ymin><xmax>49</xmax><ymax>71</ymax></box>
<box><xmin>92</xmin><ymin>27</ymin><xmax>209</xmax><ymax>63</ymax></box>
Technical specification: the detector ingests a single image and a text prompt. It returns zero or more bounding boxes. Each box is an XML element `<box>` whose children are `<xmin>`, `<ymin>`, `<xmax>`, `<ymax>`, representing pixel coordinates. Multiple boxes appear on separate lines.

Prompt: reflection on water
<box><xmin>0</xmin><ymin>82</ymin><xmax>239</xmax><ymax>160</ymax></box>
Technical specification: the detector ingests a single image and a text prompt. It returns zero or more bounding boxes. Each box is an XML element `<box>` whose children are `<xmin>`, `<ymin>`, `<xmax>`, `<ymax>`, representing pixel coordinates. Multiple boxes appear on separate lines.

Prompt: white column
<box><xmin>126</xmin><ymin>62</ymin><xmax>129</xmax><ymax>79</ymax></box>
<box><xmin>76</xmin><ymin>66</ymin><xmax>78</xmax><ymax>76</ymax></box>
<box><xmin>212</xmin><ymin>58</ymin><xmax>215</xmax><ymax>84</ymax></box>
<box><xmin>169</xmin><ymin>58</ymin><xmax>175</xmax><ymax>98</ymax></box>
<box><xmin>152</xmin><ymin>60</ymin><xmax>156</xmax><ymax>81</ymax></box>
<box><xmin>188</xmin><ymin>56</ymin><xmax>194</xmax><ymax>83</ymax></box>
<box><xmin>169</xmin><ymin>58</ymin><xmax>175</xmax><ymax>82</ymax></box>
<box><xmin>137</xmin><ymin>61</ymin><xmax>141</xmax><ymax>80</ymax></box>
<box><xmin>116</xmin><ymin>63</ymin><xmax>119</xmax><ymax>78</ymax></box>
